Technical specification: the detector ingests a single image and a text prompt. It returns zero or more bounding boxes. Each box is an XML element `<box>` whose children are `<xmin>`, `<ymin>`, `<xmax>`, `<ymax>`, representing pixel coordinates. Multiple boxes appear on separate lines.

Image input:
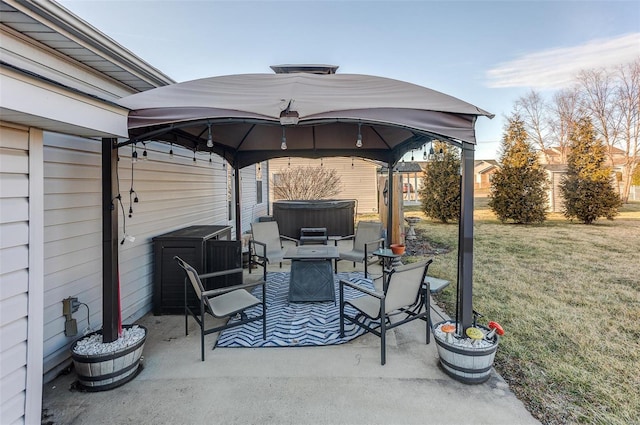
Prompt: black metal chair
<box><xmin>249</xmin><ymin>221</ymin><xmax>299</xmax><ymax>281</ymax></box>
<box><xmin>339</xmin><ymin>258</ymin><xmax>433</xmax><ymax>365</ymax></box>
<box><xmin>175</xmin><ymin>256</ymin><xmax>266</xmax><ymax>361</ymax></box>
<box><xmin>333</xmin><ymin>221</ymin><xmax>384</xmax><ymax>278</ymax></box>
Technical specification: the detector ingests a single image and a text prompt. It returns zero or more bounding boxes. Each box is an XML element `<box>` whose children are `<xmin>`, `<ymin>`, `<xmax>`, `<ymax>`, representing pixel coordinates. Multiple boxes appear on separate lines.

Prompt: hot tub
<box><xmin>272</xmin><ymin>200</ymin><xmax>356</xmax><ymax>239</ymax></box>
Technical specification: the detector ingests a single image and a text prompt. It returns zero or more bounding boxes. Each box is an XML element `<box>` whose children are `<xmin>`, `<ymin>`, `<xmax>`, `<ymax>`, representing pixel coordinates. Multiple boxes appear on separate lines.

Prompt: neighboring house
<box><xmin>539</xmin><ymin>145</ymin><xmax>638</xmax><ymax>200</ymax></box>
<box><xmin>395</xmin><ymin>161</ymin><xmax>423</xmax><ymax>204</ymax></box>
<box><xmin>0</xmin><ymin>2</ymin><xmax>265</xmax><ymax>423</ymax></box>
<box><xmin>539</xmin><ymin>145</ymin><xmax>628</xmax><ymax>170</ymax></box>
<box><xmin>268</xmin><ymin>157</ymin><xmax>379</xmax><ymax>214</ymax></box>
<box><xmin>474</xmin><ymin>159</ymin><xmax>499</xmax><ymax>191</ymax></box>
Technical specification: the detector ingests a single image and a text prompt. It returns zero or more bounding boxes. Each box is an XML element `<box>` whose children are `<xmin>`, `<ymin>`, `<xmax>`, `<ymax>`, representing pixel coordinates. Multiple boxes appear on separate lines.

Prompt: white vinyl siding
<box><xmin>268</xmin><ymin>157</ymin><xmax>378</xmax><ymax>213</ymax></box>
<box><xmin>240</xmin><ymin>161</ymin><xmax>268</xmax><ymax>233</ymax></box>
<box><xmin>0</xmin><ymin>123</ymin><xmax>43</xmax><ymax>425</ymax></box>
<box><xmin>41</xmin><ymin>135</ymin><xmax>232</xmax><ymax>379</ymax></box>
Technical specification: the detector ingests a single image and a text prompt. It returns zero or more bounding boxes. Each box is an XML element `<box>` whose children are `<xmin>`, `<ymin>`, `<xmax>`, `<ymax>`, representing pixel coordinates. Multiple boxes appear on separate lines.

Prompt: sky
<box><xmin>59</xmin><ymin>0</ymin><xmax>640</xmax><ymax>159</ymax></box>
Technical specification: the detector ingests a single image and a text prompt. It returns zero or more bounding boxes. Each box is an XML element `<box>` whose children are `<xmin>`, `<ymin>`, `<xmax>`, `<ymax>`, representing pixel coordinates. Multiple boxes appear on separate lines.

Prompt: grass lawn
<box><xmin>400</xmin><ymin>200</ymin><xmax>640</xmax><ymax>425</ymax></box>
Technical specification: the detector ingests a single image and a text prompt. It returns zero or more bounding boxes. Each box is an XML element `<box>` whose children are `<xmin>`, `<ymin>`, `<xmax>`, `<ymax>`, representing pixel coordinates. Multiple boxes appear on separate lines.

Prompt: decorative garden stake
<box><xmin>485</xmin><ymin>321</ymin><xmax>504</xmax><ymax>340</ymax></box>
<box><xmin>441</xmin><ymin>323</ymin><xmax>456</xmax><ymax>344</ymax></box>
<box><xmin>466</xmin><ymin>327</ymin><xmax>484</xmax><ymax>346</ymax></box>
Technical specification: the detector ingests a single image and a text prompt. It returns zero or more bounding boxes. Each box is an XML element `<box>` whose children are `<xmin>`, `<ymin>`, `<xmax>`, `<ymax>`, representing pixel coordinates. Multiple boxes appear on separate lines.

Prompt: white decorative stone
<box><xmin>73</xmin><ymin>325</ymin><xmax>146</xmax><ymax>356</ymax></box>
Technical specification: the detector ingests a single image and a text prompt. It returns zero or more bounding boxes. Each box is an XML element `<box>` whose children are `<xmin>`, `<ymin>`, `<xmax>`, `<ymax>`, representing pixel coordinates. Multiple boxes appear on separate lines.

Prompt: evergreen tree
<box><xmin>559</xmin><ymin>117</ymin><xmax>622</xmax><ymax>224</ymax></box>
<box><xmin>489</xmin><ymin>115</ymin><xmax>549</xmax><ymax>223</ymax></box>
<box><xmin>418</xmin><ymin>141</ymin><xmax>461</xmax><ymax>223</ymax></box>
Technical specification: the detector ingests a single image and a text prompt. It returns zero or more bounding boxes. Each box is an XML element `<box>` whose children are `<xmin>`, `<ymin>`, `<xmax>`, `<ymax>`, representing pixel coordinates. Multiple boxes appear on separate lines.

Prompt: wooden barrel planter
<box><xmin>71</xmin><ymin>325</ymin><xmax>147</xmax><ymax>391</ymax></box>
<box><xmin>433</xmin><ymin>321</ymin><xmax>499</xmax><ymax>384</ymax></box>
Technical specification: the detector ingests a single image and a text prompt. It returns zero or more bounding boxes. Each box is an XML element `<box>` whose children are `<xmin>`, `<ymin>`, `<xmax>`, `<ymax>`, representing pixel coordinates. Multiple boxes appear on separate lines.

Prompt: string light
<box><xmin>193</xmin><ymin>151</ymin><xmax>196</xmax><ymax>162</ymax></box>
<box><xmin>131</xmin><ymin>144</ymin><xmax>138</xmax><ymax>163</ymax></box>
<box><xmin>356</xmin><ymin>123</ymin><xmax>363</xmax><ymax>148</ymax></box>
<box><xmin>141</xmin><ymin>143</ymin><xmax>148</xmax><ymax>161</ymax></box>
<box><xmin>207</xmin><ymin>122</ymin><xmax>213</xmax><ymax>148</ymax></box>
<box><xmin>169</xmin><ymin>143</ymin><xmax>174</xmax><ymax>159</ymax></box>
<box><xmin>280</xmin><ymin>127</ymin><xmax>287</xmax><ymax>150</ymax></box>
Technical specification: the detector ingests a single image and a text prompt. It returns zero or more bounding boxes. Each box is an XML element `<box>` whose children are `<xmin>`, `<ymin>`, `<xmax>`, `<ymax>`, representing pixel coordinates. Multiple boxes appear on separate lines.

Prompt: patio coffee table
<box><xmin>284</xmin><ymin>245</ymin><xmax>340</xmax><ymax>303</ymax></box>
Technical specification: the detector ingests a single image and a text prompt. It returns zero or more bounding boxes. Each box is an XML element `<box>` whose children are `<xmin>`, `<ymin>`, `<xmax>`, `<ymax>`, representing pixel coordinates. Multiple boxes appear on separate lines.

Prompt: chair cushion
<box><xmin>209</xmin><ymin>289</ymin><xmax>261</xmax><ymax>318</ymax></box>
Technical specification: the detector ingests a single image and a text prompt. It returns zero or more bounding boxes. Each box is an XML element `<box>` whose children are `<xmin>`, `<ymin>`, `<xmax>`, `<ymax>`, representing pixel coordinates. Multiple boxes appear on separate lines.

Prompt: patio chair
<box><xmin>333</xmin><ymin>221</ymin><xmax>384</xmax><ymax>278</ymax></box>
<box><xmin>175</xmin><ymin>256</ymin><xmax>266</xmax><ymax>361</ymax></box>
<box><xmin>249</xmin><ymin>221</ymin><xmax>299</xmax><ymax>281</ymax></box>
<box><xmin>339</xmin><ymin>258</ymin><xmax>433</xmax><ymax>365</ymax></box>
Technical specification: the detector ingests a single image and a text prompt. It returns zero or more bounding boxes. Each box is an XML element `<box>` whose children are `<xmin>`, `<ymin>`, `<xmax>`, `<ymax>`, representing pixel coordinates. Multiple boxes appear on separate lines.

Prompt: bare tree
<box><xmin>613</xmin><ymin>60</ymin><xmax>640</xmax><ymax>202</ymax></box>
<box><xmin>576</xmin><ymin>67</ymin><xmax>622</xmax><ymax>190</ymax></box>
<box><xmin>547</xmin><ymin>88</ymin><xmax>582</xmax><ymax>164</ymax></box>
<box><xmin>514</xmin><ymin>90</ymin><xmax>551</xmax><ymax>160</ymax></box>
<box><xmin>272</xmin><ymin>166</ymin><xmax>341</xmax><ymax>200</ymax></box>
<box><xmin>577</xmin><ymin>62</ymin><xmax>640</xmax><ymax>202</ymax></box>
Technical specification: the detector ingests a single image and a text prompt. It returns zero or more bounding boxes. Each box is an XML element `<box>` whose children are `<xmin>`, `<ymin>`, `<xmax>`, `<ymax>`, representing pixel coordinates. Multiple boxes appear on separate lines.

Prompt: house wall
<box><xmin>41</xmin><ymin>135</ymin><xmax>237</xmax><ymax>381</ymax></box>
<box><xmin>0</xmin><ymin>123</ymin><xmax>44</xmax><ymax>425</ymax></box>
<box><xmin>268</xmin><ymin>157</ymin><xmax>378</xmax><ymax>214</ymax></box>
<box><xmin>240</xmin><ymin>161</ymin><xmax>269</xmax><ymax>232</ymax></box>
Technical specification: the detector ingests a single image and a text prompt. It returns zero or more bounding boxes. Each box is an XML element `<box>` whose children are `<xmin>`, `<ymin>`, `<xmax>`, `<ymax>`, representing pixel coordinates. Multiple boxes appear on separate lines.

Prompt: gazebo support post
<box><xmin>457</xmin><ymin>142</ymin><xmax>475</xmax><ymax>331</ymax></box>
<box><xmin>102</xmin><ymin>138</ymin><xmax>120</xmax><ymax>343</ymax></box>
<box><xmin>234</xmin><ymin>161</ymin><xmax>242</xmax><ymax>240</ymax></box>
<box><xmin>386</xmin><ymin>157</ymin><xmax>394</xmax><ymax>247</ymax></box>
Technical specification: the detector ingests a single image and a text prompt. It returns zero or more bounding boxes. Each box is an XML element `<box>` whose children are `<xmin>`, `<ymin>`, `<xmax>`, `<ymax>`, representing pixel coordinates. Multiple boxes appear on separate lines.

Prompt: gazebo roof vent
<box><xmin>270</xmin><ymin>64</ymin><xmax>339</xmax><ymax>74</ymax></box>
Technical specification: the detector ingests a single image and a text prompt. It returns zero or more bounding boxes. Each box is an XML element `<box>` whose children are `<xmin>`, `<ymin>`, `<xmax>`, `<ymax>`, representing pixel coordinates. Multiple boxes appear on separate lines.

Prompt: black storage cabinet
<box><xmin>153</xmin><ymin>225</ymin><xmax>241</xmax><ymax>315</ymax></box>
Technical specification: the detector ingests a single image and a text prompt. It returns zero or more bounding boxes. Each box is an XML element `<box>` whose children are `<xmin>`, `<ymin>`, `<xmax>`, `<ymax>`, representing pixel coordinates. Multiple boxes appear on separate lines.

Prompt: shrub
<box><xmin>419</xmin><ymin>142</ymin><xmax>461</xmax><ymax>223</ymax></box>
<box><xmin>489</xmin><ymin>116</ymin><xmax>549</xmax><ymax>223</ymax></box>
<box><xmin>560</xmin><ymin>118</ymin><xmax>622</xmax><ymax>223</ymax></box>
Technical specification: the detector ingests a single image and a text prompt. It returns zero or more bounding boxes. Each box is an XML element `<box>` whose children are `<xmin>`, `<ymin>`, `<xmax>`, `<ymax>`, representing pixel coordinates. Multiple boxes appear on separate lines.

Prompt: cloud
<box><xmin>486</xmin><ymin>33</ymin><xmax>640</xmax><ymax>90</ymax></box>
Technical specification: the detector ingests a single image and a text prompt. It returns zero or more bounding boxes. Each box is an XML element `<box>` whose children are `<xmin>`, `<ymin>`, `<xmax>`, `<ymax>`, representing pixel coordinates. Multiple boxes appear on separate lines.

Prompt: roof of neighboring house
<box><xmin>474</xmin><ymin>159</ymin><xmax>500</xmax><ymax>174</ymax></box>
<box><xmin>379</xmin><ymin>161</ymin><xmax>424</xmax><ymax>173</ymax></box>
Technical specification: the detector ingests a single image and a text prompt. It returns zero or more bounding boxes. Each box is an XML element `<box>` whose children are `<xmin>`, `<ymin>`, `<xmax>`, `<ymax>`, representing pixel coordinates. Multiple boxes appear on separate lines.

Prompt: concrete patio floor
<box><xmin>42</xmin><ymin>259</ymin><xmax>539</xmax><ymax>425</ymax></box>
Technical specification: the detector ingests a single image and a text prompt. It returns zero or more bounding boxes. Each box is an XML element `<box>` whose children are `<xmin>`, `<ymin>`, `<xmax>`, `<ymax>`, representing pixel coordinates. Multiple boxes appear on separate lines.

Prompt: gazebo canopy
<box><xmin>117</xmin><ymin>72</ymin><xmax>493</xmax><ymax>168</ymax></box>
<box><xmin>100</xmin><ymin>69</ymin><xmax>493</xmax><ymax>343</ymax></box>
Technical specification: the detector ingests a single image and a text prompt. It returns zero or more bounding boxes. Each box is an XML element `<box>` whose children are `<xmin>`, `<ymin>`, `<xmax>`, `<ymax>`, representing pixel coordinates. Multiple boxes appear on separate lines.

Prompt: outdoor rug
<box><xmin>216</xmin><ymin>272</ymin><xmax>375</xmax><ymax>347</ymax></box>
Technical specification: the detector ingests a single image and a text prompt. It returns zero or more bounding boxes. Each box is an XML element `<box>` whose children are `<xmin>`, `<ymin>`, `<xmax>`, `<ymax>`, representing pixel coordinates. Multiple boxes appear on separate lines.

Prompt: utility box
<box><xmin>153</xmin><ymin>225</ymin><xmax>241</xmax><ymax>315</ymax></box>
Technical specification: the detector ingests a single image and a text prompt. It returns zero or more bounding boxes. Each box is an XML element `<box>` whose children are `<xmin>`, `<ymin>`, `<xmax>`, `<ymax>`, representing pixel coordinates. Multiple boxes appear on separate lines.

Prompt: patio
<box><xmin>42</xmin><ymin>257</ymin><xmax>539</xmax><ymax>425</ymax></box>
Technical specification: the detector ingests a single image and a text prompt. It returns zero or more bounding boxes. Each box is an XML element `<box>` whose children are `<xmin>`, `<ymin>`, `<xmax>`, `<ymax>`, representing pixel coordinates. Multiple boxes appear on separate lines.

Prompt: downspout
<box><xmin>102</xmin><ymin>138</ymin><xmax>120</xmax><ymax>342</ymax></box>
<box><xmin>457</xmin><ymin>141</ymin><xmax>475</xmax><ymax>331</ymax></box>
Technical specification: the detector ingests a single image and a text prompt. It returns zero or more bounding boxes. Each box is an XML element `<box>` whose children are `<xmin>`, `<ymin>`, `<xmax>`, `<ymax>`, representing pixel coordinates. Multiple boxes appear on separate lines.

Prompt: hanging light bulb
<box><xmin>351</xmin><ymin>157</ymin><xmax>354</xmax><ymax>168</ymax></box>
<box><xmin>411</xmin><ymin>150</ymin><xmax>415</xmax><ymax>161</ymax></box>
<box><xmin>142</xmin><ymin>143</ymin><xmax>148</xmax><ymax>161</ymax></box>
<box><xmin>356</xmin><ymin>123</ymin><xmax>363</xmax><ymax>148</ymax></box>
<box><xmin>423</xmin><ymin>148</ymin><xmax>428</xmax><ymax>160</ymax></box>
<box><xmin>207</xmin><ymin>122</ymin><xmax>213</xmax><ymax>148</ymax></box>
<box><xmin>209</xmin><ymin>152</ymin><xmax>213</xmax><ymax>165</ymax></box>
<box><xmin>280</xmin><ymin>127</ymin><xmax>287</xmax><ymax>150</ymax></box>
<box><xmin>131</xmin><ymin>146</ymin><xmax>138</xmax><ymax>163</ymax></box>
<box><xmin>169</xmin><ymin>143</ymin><xmax>174</xmax><ymax>159</ymax></box>
<box><xmin>429</xmin><ymin>145</ymin><xmax>435</xmax><ymax>161</ymax></box>
<box><xmin>193</xmin><ymin>151</ymin><xmax>196</xmax><ymax>162</ymax></box>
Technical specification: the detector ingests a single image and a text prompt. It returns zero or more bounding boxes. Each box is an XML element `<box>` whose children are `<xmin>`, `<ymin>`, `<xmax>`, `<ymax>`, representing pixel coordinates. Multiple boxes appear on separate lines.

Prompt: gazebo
<box><xmin>101</xmin><ymin>65</ymin><xmax>493</xmax><ymax>342</ymax></box>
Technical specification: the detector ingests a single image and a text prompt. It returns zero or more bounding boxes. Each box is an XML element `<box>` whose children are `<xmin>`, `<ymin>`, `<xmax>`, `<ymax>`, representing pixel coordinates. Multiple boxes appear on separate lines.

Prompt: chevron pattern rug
<box><xmin>217</xmin><ymin>272</ymin><xmax>375</xmax><ymax>347</ymax></box>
